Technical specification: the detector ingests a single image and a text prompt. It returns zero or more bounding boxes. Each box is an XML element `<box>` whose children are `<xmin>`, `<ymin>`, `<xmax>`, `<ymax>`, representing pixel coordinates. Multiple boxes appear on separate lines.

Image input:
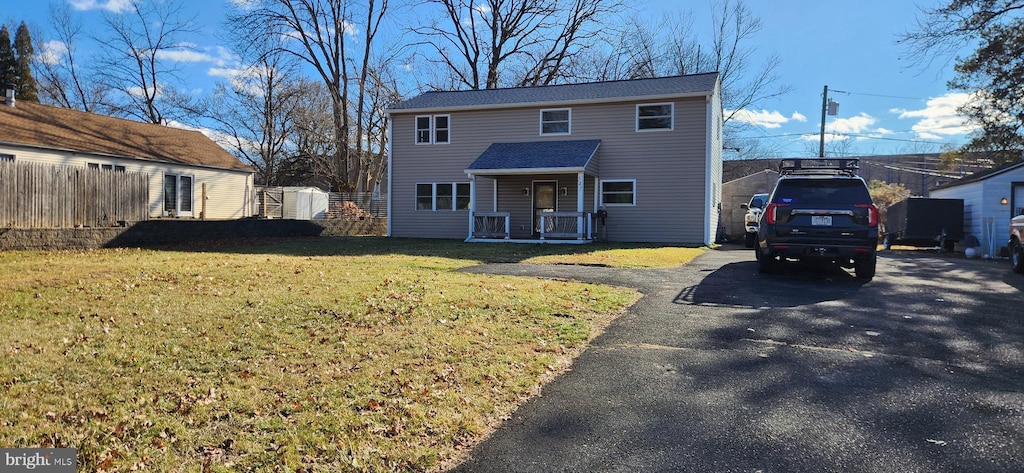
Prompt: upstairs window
<box><xmin>416</xmin><ymin>116</ymin><xmax>431</xmax><ymax>144</ymax></box>
<box><xmin>637</xmin><ymin>103</ymin><xmax>673</xmax><ymax>131</ymax></box>
<box><xmin>540</xmin><ymin>108</ymin><xmax>571</xmax><ymax>135</ymax></box>
<box><xmin>416</xmin><ymin>115</ymin><xmax>450</xmax><ymax>144</ymax></box>
<box><xmin>0</xmin><ymin>153</ymin><xmax>13</xmax><ymax>162</ymax></box>
<box><xmin>434</xmin><ymin>115</ymin><xmax>450</xmax><ymax>143</ymax></box>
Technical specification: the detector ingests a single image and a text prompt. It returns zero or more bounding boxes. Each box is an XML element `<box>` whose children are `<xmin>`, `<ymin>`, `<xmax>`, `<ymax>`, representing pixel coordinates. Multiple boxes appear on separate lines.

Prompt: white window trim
<box><xmin>415</xmin><ymin>115</ymin><xmax>451</xmax><ymax>144</ymax></box>
<box><xmin>539</xmin><ymin>108</ymin><xmax>571</xmax><ymax>136</ymax></box>
<box><xmin>415</xmin><ymin>181</ymin><xmax>471</xmax><ymax>211</ymax></box>
<box><xmin>434</xmin><ymin>114</ymin><xmax>451</xmax><ymax>144</ymax></box>
<box><xmin>636</xmin><ymin>102</ymin><xmax>674</xmax><ymax>132</ymax></box>
<box><xmin>164</xmin><ymin>173</ymin><xmax>195</xmax><ymax>216</ymax></box>
<box><xmin>415</xmin><ymin>182</ymin><xmax>435</xmax><ymax>210</ymax></box>
<box><xmin>415</xmin><ymin>115</ymin><xmax>432</xmax><ymax>144</ymax></box>
<box><xmin>600</xmin><ymin>179</ymin><xmax>637</xmax><ymax>206</ymax></box>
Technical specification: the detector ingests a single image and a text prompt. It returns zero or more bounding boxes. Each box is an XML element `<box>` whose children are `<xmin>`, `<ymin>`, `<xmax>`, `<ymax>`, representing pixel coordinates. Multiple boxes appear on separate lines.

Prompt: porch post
<box><xmin>577</xmin><ymin>172</ymin><xmax>585</xmax><ymax>240</ymax></box>
<box><xmin>468</xmin><ymin>175</ymin><xmax>476</xmax><ymax>240</ymax></box>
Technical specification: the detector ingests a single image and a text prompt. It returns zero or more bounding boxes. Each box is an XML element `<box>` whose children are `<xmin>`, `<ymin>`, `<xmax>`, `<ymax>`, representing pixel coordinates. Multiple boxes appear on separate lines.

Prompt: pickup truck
<box><xmin>740</xmin><ymin>193</ymin><xmax>768</xmax><ymax>248</ymax></box>
<box><xmin>1011</xmin><ymin>214</ymin><xmax>1024</xmax><ymax>273</ymax></box>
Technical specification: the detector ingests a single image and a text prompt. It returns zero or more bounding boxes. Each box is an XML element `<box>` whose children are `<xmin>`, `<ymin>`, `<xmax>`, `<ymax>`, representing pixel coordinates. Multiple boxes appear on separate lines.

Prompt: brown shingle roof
<box><xmin>0</xmin><ymin>101</ymin><xmax>251</xmax><ymax>172</ymax></box>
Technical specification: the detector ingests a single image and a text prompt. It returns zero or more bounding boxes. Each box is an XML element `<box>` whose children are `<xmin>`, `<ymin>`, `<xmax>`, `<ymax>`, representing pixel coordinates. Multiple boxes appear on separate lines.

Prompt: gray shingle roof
<box><xmin>389</xmin><ymin>73</ymin><xmax>719</xmax><ymax>112</ymax></box>
<box><xmin>466</xmin><ymin>139</ymin><xmax>600</xmax><ymax>174</ymax></box>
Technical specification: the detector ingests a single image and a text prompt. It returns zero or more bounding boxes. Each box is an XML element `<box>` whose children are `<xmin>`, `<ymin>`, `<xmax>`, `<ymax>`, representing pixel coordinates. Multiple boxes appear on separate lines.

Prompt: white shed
<box><xmin>282</xmin><ymin>187</ymin><xmax>330</xmax><ymax>220</ymax></box>
<box><xmin>930</xmin><ymin>161</ymin><xmax>1024</xmax><ymax>258</ymax></box>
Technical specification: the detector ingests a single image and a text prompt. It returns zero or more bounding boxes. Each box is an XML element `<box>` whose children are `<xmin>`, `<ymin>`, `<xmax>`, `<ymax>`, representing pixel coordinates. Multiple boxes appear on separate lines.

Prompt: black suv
<box><xmin>755</xmin><ymin>158</ymin><xmax>879</xmax><ymax>279</ymax></box>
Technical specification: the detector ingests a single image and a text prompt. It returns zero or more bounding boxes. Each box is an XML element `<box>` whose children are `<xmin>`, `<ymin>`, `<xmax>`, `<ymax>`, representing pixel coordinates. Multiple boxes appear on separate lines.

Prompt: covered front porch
<box><xmin>464</xmin><ymin>140</ymin><xmax>603</xmax><ymax>243</ymax></box>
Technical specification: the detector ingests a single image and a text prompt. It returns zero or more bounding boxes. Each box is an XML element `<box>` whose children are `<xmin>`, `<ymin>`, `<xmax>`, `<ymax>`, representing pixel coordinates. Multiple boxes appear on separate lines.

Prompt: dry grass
<box><xmin>0</xmin><ymin>237</ymin><xmax>701</xmax><ymax>472</ymax></box>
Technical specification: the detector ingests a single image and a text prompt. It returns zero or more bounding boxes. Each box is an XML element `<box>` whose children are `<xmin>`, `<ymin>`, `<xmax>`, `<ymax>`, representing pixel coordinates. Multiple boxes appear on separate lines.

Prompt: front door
<box><xmin>1014</xmin><ymin>182</ymin><xmax>1024</xmax><ymax>217</ymax></box>
<box><xmin>533</xmin><ymin>181</ymin><xmax>557</xmax><ymax>237</ymax></box>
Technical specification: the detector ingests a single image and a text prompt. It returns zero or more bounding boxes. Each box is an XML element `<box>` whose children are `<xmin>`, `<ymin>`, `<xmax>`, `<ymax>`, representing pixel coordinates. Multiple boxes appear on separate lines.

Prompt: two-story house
<box><xmin>386</xmin><ymin>73</ymin><xmax>723</xmax><ymax>245</ymax></box>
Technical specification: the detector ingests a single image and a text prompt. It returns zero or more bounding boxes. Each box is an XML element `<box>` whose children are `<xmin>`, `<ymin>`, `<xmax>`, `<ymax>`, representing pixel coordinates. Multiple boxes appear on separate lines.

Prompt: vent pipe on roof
<box><xmin>3</xmin><ymin>83</ymin><xmax>14</xmax><ymax>108</ymax></box>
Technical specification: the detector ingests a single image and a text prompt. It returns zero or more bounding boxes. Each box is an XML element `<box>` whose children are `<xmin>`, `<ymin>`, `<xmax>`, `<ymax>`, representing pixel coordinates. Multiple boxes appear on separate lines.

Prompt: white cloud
<box><xmin>40</xmin><ymin>40</ymin><xmax>67</xmax><ymax>66</ymax></box>
<box><xmin>801</xmin><ymin>132</ymin><xmax>849</xmax><ymax>143</ymax></box>
<box><xmin>892</xmin><ymin>92</ymin><xmax>979</xmax><ymax>137</ymax></box>
<box><xmin>729</xmin><ymin>109</ymin><xmax>806</xmax><ymax>129</ymax></box>
<box><xmin>69</xmin><ymin>0</ymin><xmax>134</xmax><ymax>13</ymax></box>
<box><xmin>156</xmin><ymin>50</ymin><xmax>213</xmax><ymax>63</ymax></box>
<box><xmin>827</xmin><ymin>112</ymin><xmax>877</xmax><ymax>134</ymax></box>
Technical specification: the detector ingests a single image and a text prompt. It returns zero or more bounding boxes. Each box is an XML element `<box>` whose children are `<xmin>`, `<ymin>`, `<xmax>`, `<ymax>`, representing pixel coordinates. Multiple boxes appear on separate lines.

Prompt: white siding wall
<box><xmin>389</xmin><ymin>95</ymin><xmax>714</xmax><ymax>244</ymax></box>
<box><xmin>0</xmin><ymin>144</ymin><xmax>254</xmax><ymax>219</ymax></box>
<box><xmin>931</xmin><ymin>166</ymin><xmax>1024</xmax><ymax>256</ymax></box>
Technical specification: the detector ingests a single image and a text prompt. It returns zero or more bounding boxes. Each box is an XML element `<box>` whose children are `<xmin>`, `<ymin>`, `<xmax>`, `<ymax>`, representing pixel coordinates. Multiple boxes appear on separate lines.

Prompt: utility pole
<box><xmin>819</xmin><ymin>85</ymin><xmax>841</xmax><ymax>157</ymax></box>
<box><xmin>819</xmin><ymin>85</ymin><xmax>828</xmax><ymax>157</ymax></box>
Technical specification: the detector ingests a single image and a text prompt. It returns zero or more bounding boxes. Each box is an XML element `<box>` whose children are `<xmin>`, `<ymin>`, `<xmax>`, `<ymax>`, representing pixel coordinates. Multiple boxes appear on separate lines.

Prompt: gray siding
<box><xmin>390</xmin><ymin>95</ymin><xmax>715</xmax><ymax>243</ymax></box>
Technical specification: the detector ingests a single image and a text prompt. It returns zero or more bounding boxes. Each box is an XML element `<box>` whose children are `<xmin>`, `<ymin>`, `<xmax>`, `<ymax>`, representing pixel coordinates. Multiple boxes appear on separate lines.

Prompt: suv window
<box><xmin>773</xmin><ymin>179</ymin><xmax>871</xmax><ymax>204</ymax></box>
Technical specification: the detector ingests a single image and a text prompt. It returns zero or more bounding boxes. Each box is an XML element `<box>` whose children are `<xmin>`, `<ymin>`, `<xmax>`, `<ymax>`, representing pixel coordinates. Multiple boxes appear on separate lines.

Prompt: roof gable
<box><xmin>389</xmin><ymin>73</ymin><xmax>720</xmax><ymax>113</ymax></box>
<box><xmin>0</xmin><ymin>101</ymin><xmax>251</xmax><ymax>172</ymax></box>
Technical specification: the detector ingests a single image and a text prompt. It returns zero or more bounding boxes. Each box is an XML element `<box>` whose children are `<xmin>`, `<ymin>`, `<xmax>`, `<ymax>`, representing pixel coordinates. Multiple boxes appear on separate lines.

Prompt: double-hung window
<box><xmin>600</xmin><ymin>179</ymin><xmax>636</xmax><ymax>206</ymax></box>
<box><xmin>415</xmin><ymin>115</ymin><xmax>451</xmax><ymax>144</ymax></box>
<box><xmin>540</xmin><ymin>108</ymin><xmax>571</xmax><ymax>135</ymax></box>
<box><xmin>636</xmin><ymin>103</ymin><xmax>673</xmax><ymax>131</ymax></box>
<box><xmin>415</xmin><ymin>182</ymin><xmax>471</xmax><ymax>210</ymax></box>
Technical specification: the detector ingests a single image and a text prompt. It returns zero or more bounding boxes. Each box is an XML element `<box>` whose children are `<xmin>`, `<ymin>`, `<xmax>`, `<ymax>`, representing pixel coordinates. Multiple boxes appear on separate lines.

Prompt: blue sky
<box><xmin>4</xmin><ymin>0</ymin><xmax>972</xmax><ymax>158</ymax></box>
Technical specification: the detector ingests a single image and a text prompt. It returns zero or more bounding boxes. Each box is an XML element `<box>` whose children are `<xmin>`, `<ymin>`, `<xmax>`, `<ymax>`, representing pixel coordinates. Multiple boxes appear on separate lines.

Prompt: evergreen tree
<box><xmin>0</xmin><ymin>26</ymin><xmax>16</xmax><ymax>89</ymax></box>
<box><xmin>14</xmin><ymin>22</ymin><xmax>38</xmax><ymax>102</ymax></box>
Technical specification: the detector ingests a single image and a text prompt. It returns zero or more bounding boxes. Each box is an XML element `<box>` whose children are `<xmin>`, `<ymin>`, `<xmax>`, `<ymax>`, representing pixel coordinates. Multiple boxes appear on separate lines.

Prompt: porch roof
<box><xmin>465</xmin><ymin>139</ymin><xmax>600</xmax><ymax>176</ymax></box>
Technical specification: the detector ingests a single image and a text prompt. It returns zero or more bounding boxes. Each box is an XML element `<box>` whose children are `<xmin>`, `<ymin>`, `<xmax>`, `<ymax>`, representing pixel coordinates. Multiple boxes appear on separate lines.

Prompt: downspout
<box><xmin>386</xmin><ymin>113</ymin><xmax>393</xmax><ymax>237</ymax></box>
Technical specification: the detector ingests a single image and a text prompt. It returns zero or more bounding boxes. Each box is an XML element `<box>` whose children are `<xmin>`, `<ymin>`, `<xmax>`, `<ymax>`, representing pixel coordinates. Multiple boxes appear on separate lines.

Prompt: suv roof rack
<box><xmin>778</xmin><ymin>158</ymin><xmax>860</xmax><ymax>176</ymax></box>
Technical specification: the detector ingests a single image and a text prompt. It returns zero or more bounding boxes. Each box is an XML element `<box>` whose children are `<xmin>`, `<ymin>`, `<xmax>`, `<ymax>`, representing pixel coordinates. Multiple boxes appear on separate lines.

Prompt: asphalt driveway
<box><xmin>453</xmin><ymin>245</ymin><xmax>1024</xmax><ymax>473</ymax></box>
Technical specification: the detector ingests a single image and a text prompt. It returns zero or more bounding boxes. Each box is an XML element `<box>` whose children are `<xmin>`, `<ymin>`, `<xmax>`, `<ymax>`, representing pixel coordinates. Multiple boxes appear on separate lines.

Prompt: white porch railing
<box><xmin>540</xmin><ymin>212</ymin><xmax>591</xmax><ymax>240</ymax></box>
<box><xmin>473</xmin><ymin>212</ymin><xmax>511</xmax><ymax>239</ymax></box>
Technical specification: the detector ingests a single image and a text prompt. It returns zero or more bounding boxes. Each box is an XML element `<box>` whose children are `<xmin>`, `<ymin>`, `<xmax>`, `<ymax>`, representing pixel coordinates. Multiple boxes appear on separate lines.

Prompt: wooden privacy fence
<box><xmin>0</xmin><ymin>161</ymin><xmax>149</xmax><ymax>228</ymax></box>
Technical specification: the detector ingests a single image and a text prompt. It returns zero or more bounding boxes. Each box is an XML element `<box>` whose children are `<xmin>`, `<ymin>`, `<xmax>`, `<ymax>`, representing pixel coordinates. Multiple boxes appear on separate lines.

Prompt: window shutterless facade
<box><xmin>540</xmin><ymin>108</ymin><xmax>571</xmax><ymax>135</ymax></box>
<box><xmin>164</xmin><ymin>174</ymin><xmax>194</xmax><ymax>216</ymax></box>
<box><xmin>600</xmin><ymin>179</ymin><xmax>636</xmax><ymax>206</ymax></box>
<box><xmin>415</xmin><ymin>115</ymin><xmax>451</xmax><ymax>144</ymax></box>
<box><xmin>636</xmin><ymin>103</ymin><xmax>673</xmax><ymax>131</ymax></box>
<box><xmin>415</xmin><ymin>182</ymin><xmax>471</xmax><ymax>210</ymax></box>
<box><xmin>88</xmin><ymin>162</ymin><xmax>126</xmax><ymax>172</ymax></box>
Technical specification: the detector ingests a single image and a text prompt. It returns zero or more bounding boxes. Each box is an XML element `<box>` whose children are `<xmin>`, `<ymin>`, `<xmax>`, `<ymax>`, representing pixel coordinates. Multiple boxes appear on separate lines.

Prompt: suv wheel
<box><xmin>756</xmin><ymin>249</ymin><xmax>776</xmax><ymax>273</ymax></box>
<box><xmin>854</xmin><ymin>255</ymin><xmax>876</xmax><ymax>280</ymax></box>
<box><xmin>1012</xmin><ymin>242</ymin><xmax>1024</xmax><ymax>274</ymax></box>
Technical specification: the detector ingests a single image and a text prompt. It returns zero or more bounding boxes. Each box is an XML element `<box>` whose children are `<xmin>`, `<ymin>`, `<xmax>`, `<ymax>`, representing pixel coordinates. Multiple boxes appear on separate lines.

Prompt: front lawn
<box><xmin>0</xmin><ymin>238</ymin><xmax>698</xmax><ymax>471</ymax></box>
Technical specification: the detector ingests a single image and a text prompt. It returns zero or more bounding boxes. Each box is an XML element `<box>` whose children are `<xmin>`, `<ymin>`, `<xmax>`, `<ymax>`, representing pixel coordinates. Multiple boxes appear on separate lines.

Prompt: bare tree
<box><xmin>229</xmin><ymin>0</ymin><xmax>392</xmax><ymax>191</ymax></box>
<box><xmin>705</xmin><ymin>0</ymin><xmax>789</xmax><ymax>123</ymax></box>
<box><xmin>412</xmin><ymin>0</ymin><xmax>625</xmax><ymax>90</ymax></box>
<box><xmin>33</xmin><ymin>2</ymin><xmax>109</xmax><ymax>112</ymax></box>
<box><xmin>205</xmin><ymin>51</ymin><xmax>302</xmax><ymax>186</ymax></box>
<box><xmin>93</xmin><ymin>0</ymin><xmax>200</xmax><ymax>124</ymax></box>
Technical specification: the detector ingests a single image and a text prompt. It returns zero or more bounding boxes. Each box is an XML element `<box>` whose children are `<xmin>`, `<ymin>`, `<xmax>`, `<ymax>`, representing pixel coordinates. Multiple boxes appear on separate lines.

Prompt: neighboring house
<box><xmin>930</xmin><ymin>160</ymin><xmax>1024</xmax><ymax>257</ymax></box>
<box><xmin>385</xmin><ymin>73</ymin><xmax>723</xmax><ymax>245</ymax></box>
<box><xmin>0</xmin><ymin>90</ymin><xmax>254</xmax><ymax>220</ymax></box>
<box><xmin>721</xmin><ymin>169</ymin><xmax>779</xmax><ymax>240</ymax></box>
